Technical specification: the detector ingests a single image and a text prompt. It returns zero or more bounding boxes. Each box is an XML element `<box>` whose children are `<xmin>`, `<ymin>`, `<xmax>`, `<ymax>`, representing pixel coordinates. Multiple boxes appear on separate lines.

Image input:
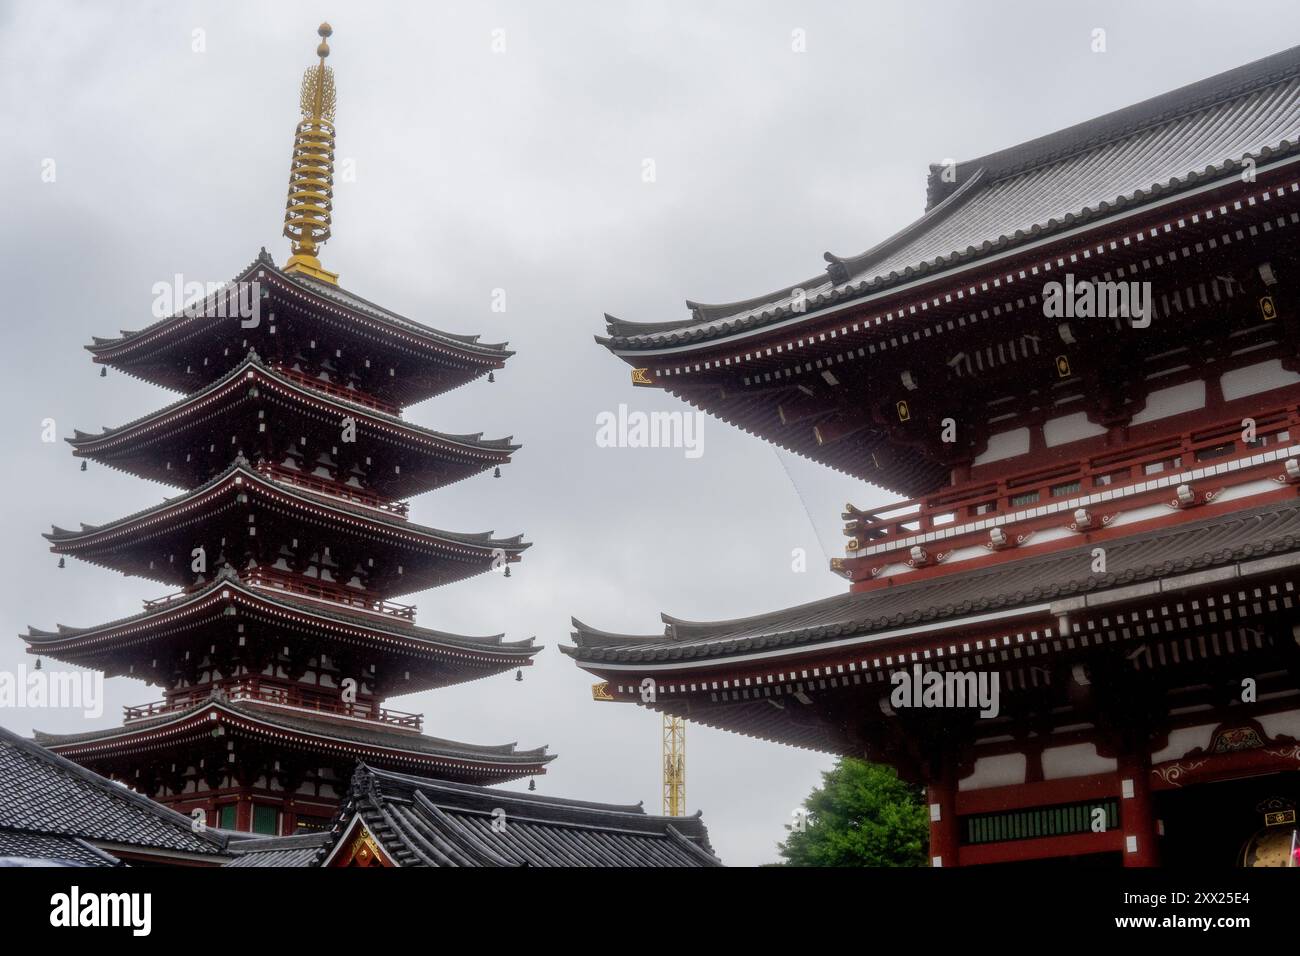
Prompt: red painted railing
<box><xmin>124</xmin><ymin>677</ymin><xmax>423</xmax><ymax>730</ymax></box>
<box><xmin>256</xmin><ymin>460</ymin><xmax>410</xmax><ymax>518</ymax></box>
<box><xmin>845</xmin><ymin>402</ymin><xmax>1300</xmax><ymax>550</ymax></box>
<box><xmin>268</xmin><ymin>362</ymin><xmax>401</xmax><ymax>416</ymax></box>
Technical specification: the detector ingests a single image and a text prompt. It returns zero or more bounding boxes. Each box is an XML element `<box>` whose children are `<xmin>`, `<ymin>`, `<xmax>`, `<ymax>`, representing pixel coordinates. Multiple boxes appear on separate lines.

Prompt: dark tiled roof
<box><xmin>313</xmin><ymin>765</ymin><xmax>721</xmax><ymax>867</ymax></box>
<box><xmin>222</xmin><ymin>831</ymin><xmax>331</xmax><ymax>867</ymax></box>
<box><xmin>566</xmin><ymin>497</ymin><xmax>1300</xmax><ymax>664</ymax></box>
<box><xmin>601</xmin><ymin>44</ymin><xmax>1300</xmax><ymax>351</ymax></box>
<box><xmin>0</xmin><ymin>831</ymin><xmax>119</xmax><ymax>867</ymax></box>
<box><xmin>0</xmin><ymin>725</ymin><xmax>225</xmax><ymax>862</ymax></box>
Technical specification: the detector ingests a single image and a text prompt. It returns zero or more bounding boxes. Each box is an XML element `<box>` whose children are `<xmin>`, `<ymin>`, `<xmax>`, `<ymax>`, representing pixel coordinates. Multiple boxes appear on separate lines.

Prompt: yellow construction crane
<box><xmin>661</xmin><ymin>713</ymin><xmax>685</xmax><ymax>816</ymax></box>
<box><xmin>593</xmin><ymin>683</ymin><xmax>685</xmax><ymax>816</ymax></box>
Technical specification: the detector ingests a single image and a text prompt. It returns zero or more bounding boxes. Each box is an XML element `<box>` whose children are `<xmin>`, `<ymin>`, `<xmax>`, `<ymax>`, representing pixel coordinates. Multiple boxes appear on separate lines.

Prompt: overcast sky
<box><xmin>1</xmin><ymin>0</ymin><xmax>1297</xmax><ymax>866</ymax></box>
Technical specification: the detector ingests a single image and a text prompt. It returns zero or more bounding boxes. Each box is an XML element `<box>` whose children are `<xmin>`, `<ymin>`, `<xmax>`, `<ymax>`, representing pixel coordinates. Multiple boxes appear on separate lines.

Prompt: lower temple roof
<box><xmin>0</xmin><ymin>724</ymin><xmax>227</xmax><ymax>865</ymax></box>
<box><xmin>228</xmin><ymin>763</ymin><xmax>721</xmax><ymax>867</ymax></box>
<box><xmin>566</xmin><ymin>496</ymin><xmax>1300</xmax><ymax>666</ymax></box>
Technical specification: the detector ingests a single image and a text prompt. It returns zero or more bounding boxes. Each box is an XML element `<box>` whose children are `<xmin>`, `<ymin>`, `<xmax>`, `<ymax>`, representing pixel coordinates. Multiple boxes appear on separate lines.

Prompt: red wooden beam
<box><xmin>959</xmin><ymin>829</ymin><xmax>1123</xmax><ymax>866</ymax></box>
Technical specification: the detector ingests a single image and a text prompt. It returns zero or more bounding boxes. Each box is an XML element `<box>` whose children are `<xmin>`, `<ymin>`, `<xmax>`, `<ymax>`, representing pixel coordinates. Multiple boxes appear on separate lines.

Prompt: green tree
<box><xmin>777</xmin><ymin>758</ymin><xmax>929</xmax><ymax>866</ymax></box>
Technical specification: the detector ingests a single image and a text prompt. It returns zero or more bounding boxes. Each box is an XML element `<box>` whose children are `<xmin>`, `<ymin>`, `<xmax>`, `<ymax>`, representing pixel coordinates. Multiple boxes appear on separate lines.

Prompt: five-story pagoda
<box><xmin>22</xmin><ymin>25</ymin><xmax>550</xmax><ymax>836</ymax></box>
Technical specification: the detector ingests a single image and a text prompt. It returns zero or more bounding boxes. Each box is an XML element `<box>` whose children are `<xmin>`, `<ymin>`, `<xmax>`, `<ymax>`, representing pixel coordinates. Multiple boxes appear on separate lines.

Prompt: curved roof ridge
<box><xmin>568</xmin><ymin>617</ymin><xmax>666</xmax><ymax>647</ymax></box>
<box><xmin>601</xmin><ymin>312</ymin><xmax>702</xmax><ymax>338</ymax></box>
<box><xmin>658</xmin><ymin>589</ymin><xmax>856</xmax><ymax>638</ymax></box>
<box><xmin>827</xmin><ymin>166</ymin><xmax>987</xmax><ymax>282</ymax></box>
<box><xmin>683</xmin><ymin>278</ymin><xmax>830</xmax><ymax>325</ymax></box>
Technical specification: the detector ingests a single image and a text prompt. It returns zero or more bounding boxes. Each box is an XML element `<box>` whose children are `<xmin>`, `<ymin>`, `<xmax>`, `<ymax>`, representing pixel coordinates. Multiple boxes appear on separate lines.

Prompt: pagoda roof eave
<box><xmin>85</xmin><ymin>250</ymin><xmax>514</xmax><ymax>365</ymax></box>
<box><xmin>34</xmin><ymin>698</ymin><xmax>555</xmax><ymax>776</ymax></box>
<box><xmin>22</xmin><ymin>570</ymin><xmax>542</xmax><ymax>663</ymax></box>
<box><xmin>566</xmin><ymin>496</ymin><xmax>1300</xmax><ymax>669</ymax></box>
<box><xmin>44</xmin><ymin>457</ymin><xmax>530</xmax><ymax>557</ymax></box>
<box><xmin>67</xmin><ymin>352</ymin><xmax>519</xmax><ymax>462</ymax></box>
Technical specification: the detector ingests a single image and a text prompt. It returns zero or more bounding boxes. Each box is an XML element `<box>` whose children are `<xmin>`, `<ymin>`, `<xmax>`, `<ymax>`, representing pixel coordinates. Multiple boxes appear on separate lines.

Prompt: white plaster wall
<box><xmin>1151</xmin><ymin>723</ymin><xmax>1218</xmax><ymax>763</ymax></box>
<box><xmin>1259</xmin><ymin>708</ymin><xmax>1300</xmax><ymax>741</ymax></box>
<box><xmin>974</xmin><ymin>427</ymin><xmax>1031</xmax><ymax>466</ymax></box>
<box><xmin>1220</xmin><ymin>359</ymin><xmax>1300</xmax><ymax>402</ymax></box>
<box><xmin>959</xmin><ymin>752</ymin><xmax>1026</xmax><ymax>790</ymax></box>
<box><xmin>1042</xmin><ymin>742</ymin><xmax>1116</xmax><ymax>779</ymax></box>
<box><xmin>1129</xmin><ymin>380</ymin><xmax>1206</xmax><ymax>425</ymax></box>
<box><xmin>1044</xmin><ymin>411</ymin><xmax>1108</xmax><ymax>448</ymax></box>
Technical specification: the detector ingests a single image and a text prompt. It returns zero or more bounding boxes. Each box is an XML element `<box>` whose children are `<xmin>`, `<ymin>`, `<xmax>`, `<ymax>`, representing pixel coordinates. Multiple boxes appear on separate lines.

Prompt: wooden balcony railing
<box><xmin>124</xmin><ymin>677</ymin><xmax>423</xmax><ymax>731</ymax></box>
<box><xmin>256</xmin><ymin>461</ymin><xmax>410</xmax><ymax>518</ymax></box>
<box><xmin>142</xmin><ymin>585</ymin><xmax>203</xmax><ymax>610</ymax></box>
<box><xmin>142</xmin><ymin>569</ymin><xmax>416</xmax><ymax>623</ymax></box>
<box><xmin>242</xmin><ymin>567</ymin><xmax>417</xmax><ymax>622</ymax></box>
<box><xmin>269</xmin><ymin>362</ymin><xmax>401</xmax><ymax>416</ymax></box>
<box><xmin>845</xmin><ymin>401</ymin><xmax>1300</xmax><ymax>552</ymax></box>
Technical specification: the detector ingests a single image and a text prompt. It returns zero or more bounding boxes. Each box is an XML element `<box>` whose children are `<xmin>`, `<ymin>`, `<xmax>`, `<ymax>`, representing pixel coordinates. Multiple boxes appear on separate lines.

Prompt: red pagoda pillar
<box><xmin>927</xmin><ymin>769</ymin><xmax>960</xmax><ymax>867</ymax></box>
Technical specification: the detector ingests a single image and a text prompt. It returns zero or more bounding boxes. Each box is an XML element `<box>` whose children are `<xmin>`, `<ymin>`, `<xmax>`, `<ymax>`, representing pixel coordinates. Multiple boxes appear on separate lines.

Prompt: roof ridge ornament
<box><xmin>282</xmin><ymin>23</ymin><xmax>341</xmax><ymax>286</ymax></box>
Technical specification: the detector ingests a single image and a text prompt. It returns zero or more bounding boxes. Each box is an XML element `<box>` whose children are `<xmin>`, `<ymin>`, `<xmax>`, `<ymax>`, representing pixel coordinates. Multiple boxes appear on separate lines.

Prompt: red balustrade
<box><xmin>846</xmin><ymin>402</ymin><xmax>1300</xmax><ymax>549</ymax></box>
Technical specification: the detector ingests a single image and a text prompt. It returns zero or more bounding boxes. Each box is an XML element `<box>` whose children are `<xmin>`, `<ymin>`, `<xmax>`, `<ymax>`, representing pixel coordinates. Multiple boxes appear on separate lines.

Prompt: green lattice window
<box><xmin>962</xmin><ymin>799</ymin><xmax>1119</xmax><ymax>845</ymax></box>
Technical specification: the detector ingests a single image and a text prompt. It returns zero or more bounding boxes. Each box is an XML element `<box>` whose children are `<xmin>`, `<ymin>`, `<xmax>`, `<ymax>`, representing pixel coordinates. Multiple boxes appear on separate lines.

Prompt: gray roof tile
<box><xmin>0</xmin><ymin>725</ymin><xmax>225</xmax><ymax>859</ymax></box>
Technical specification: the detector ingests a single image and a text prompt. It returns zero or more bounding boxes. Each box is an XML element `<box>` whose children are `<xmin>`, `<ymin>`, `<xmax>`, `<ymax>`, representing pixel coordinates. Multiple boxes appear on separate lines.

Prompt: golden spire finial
<box><xmin>282</xmin><ymin>22</ymin><xmax>340</xmax><ymax>285</ymax></box>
